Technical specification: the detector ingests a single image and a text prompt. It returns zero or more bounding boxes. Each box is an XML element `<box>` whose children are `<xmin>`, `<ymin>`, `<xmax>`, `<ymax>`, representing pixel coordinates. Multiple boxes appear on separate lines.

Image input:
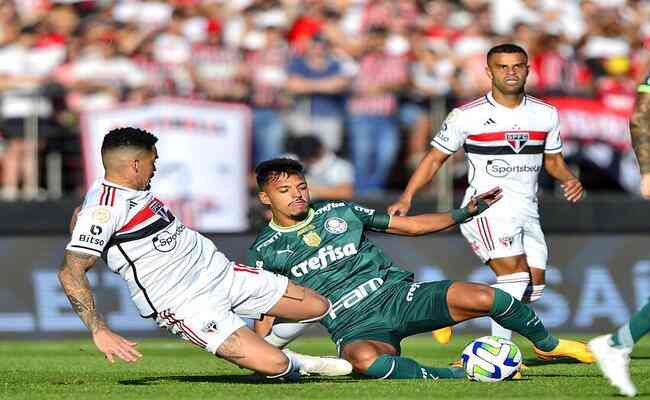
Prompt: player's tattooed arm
<box><xmin>57</xmin><ymin>250</ymin><xmax>106</xmax><ymax>333</ymax></box>
<box><xmin>630</xmin><ymin>92</ymin><xmax>650</xmax><ymax>173</ymax></box>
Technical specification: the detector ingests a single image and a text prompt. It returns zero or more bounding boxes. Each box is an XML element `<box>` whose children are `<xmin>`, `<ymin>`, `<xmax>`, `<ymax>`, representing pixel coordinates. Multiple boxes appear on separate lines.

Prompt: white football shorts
<box><xmin>156</xmin><ymin>262</ymin><xmax>289</xmax><ymax>354</ymax></box>
<box><xmin>459</xmin><ymin>209</ymin><xmax>548</xmax><ymax>269</ymax></box>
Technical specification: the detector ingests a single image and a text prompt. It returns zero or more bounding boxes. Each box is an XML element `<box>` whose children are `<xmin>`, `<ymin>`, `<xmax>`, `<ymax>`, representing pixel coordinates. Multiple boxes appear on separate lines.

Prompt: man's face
<box><xmin>486</xmin><ymin>52</ymin><xmax>529</xmax><ymax>95</ymax></box>
<box><xmin>136</xmin><ymin>146</ymin><xmax>158</xmax><ymax>190</ymax></box>
<box><xmin>259</xmin><ymin>173</ymin><xmax>311</xmax><ymax>222</ymax></box>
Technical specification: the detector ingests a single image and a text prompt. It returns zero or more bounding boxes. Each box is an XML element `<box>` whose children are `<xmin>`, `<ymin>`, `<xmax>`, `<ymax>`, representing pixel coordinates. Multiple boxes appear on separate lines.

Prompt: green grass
<box><xmin>1</xmin><ymin>335</ymin><xmax>649</xmax><ymax>399</ymax></box>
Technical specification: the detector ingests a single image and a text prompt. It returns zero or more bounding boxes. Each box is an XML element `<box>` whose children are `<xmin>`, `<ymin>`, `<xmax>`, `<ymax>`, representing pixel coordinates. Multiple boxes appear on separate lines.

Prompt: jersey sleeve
<box><xmin>431</xmin><ymin>108</ymin><xmax>466</xmax><ymax>154</ymax></box>
<box><xmin>246</xmin><ymin>242</ymin><xmax>287</xmax><ymax>275</ymax></box>
<box><xmin>544</xmin><ymin>108</ymin><xmax>563</xmax><ymax>154</ymax></box>
<box><xmin>349</xmin><ymin>202</ymin><xmax>391</xmax><ymax>232</ymax></box>
<box><xmin>638</xmin><ymin>74</ymin><xmax>650</xmax><ymax>93</ymax></box>
<box><xmin>66</xmin><ymin>205</ymin><xmax>121</xmax><ymax>257</ymax></box>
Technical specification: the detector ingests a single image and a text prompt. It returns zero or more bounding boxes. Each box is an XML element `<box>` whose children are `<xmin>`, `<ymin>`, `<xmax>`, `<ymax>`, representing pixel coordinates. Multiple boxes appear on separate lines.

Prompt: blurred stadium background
<box><xmin>1</xmin><ymin>0</ymin><xmax>650</xmax><ymax>339</ymax></box>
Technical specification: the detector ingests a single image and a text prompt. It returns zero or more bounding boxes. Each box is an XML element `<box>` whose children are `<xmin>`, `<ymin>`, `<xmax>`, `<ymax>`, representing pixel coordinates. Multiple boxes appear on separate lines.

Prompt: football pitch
<box><xmin>2</xmin><ymin>335</ymin><xmax>649</xmax><ymax>399</ymax></box>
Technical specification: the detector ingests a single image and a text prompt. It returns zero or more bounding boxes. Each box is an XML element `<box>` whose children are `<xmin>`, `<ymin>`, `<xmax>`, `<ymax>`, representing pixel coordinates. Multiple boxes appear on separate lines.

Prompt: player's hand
<box><xmin>92</xmin><ymin>328</ymin><xmax>142</xmax><ymax>363</ymax></box>
<box><xmin>640</xmin><ymin>173</ymin><xmax>650</xmax><ymax>199</ymax></box>
<box><xmin>561</xmin><ymin>178</ymin><xmax>583</xmax><ymax>203</ymax></box>
<box><xmin>467</xmin><ymin>187</ymin><xmax>502</xmax><ymax>216</ymax></box>
<box><xmin>387</xmin><ymin>198</ymin><xmax>412</xmax><ymax>216</ymax></box>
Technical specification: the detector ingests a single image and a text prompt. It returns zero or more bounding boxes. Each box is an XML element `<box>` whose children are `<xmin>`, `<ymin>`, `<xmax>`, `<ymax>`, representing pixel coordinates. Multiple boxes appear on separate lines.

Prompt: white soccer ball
<box><xmin>461</xmin><ymin>336</ymin><xmax>522</xmax><ymax>382</ymax></box>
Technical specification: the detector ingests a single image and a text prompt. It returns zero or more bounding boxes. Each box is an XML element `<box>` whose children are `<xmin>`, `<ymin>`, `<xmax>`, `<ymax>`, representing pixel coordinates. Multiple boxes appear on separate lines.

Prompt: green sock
<box><xmin>365</xmin><ymin>354</ymin><xmax>464</xmax><ymax>380</ymax></box>
<box><xmin>609</xmin><ymin>300</ymin><xmax>650</xmax><ymax>349</ymax></box>
<box><xmin>490</xmin><ymin>288</ymin><xmax>559</xmax><ymax>352</ymax></box>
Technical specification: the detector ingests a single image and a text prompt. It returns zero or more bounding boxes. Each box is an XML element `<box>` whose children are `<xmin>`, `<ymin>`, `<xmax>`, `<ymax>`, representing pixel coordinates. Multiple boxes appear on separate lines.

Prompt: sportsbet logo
<box><xmin>290</xmin><ymin>243</ymin><xmax>358</xmax><ymax>277</ymax></box>
<box><xmin>486</xmin><ymin>159</ymin><xmax>541</xmax><ymax>177</ymax></box>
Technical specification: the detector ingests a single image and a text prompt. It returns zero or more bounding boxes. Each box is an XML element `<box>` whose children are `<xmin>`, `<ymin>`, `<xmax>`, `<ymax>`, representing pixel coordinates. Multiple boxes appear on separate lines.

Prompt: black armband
<box><xmin>370</xmin><ymin>213</ymin><xmax>391</xmax><ymax>231</ymax></box>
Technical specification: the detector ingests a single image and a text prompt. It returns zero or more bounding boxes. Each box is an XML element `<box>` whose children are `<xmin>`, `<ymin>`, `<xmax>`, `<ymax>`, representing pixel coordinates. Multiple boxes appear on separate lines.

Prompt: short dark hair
<box><xmin>487</xmin><ymin>43</ymin><xmax>528</xmax><ymax>63</ymax></box>
<box><xmin>255</xmin><ymin>158</ymin><xmax>305</xmax><ymax>189</ymax></box>
<box><xmin>101</xmin><ymin>127</ymin><xmax>158</xmax><ymax>155</ymax></box>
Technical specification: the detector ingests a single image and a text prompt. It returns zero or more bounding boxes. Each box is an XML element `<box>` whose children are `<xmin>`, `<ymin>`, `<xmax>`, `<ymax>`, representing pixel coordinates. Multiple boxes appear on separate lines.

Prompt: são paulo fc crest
<box><xmin>325</xmin><ymin>217</ymin><xmax>348</xmax><ymax>234</ymax></box>
<box><xmin>505</xmin><ymin>132</ymin><xmax>529</xmax><ymax>153</ymax></box>
<box><xmin>302</xmin><ymin>231</ymin><xmax>322</xmax><ymax>247</ymax></box>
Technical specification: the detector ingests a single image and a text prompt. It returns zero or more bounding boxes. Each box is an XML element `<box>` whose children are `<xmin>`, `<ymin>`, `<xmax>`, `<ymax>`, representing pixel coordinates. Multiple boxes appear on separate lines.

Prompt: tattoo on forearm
<box><xmin>58</xmin><ymin>250</ymin><xmax>106</xmax><ymax>333</ymax></box>
<box><xmin>630</xmin><ymin>93</ymin><xmax>650</xmax><ymax>173</ymax></box>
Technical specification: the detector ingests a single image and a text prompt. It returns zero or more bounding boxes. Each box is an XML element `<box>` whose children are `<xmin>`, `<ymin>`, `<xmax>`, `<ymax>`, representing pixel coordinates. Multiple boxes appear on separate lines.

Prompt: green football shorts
<box><xmin>331</xmin><ymin>279</ymin><xmax>455</xmax><ymax>354</ymax></box>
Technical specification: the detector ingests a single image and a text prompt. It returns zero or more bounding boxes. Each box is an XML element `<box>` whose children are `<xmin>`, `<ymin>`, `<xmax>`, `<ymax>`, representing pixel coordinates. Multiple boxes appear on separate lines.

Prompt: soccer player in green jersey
<box><xmin>248</xmin><ymin>158</ymin><xmax>594</xmax><ymax>380</ymax></box>
<box><xmin>588</xmin><ymin>74</ymin><xmax>650</xmax><ymax>397</ymax></box>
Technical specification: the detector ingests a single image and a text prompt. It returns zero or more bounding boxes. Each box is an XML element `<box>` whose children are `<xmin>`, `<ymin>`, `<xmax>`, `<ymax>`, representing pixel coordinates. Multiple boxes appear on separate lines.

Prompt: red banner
<box><xmin>545</xmin><ymin>97</ymin><xmax>632</xmax><ymax>151</ymax></box>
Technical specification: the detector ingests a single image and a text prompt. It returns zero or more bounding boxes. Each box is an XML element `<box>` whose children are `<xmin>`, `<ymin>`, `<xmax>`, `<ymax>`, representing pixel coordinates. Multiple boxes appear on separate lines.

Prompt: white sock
<box><xmin>491</xmin><ymin>272</ymin><xmax>530</xmax><ymax>340</ymax></box>
<box><xmin>264</xmin><ymin>322</ymin><xmax>311</xmax><ymax>348</ymax></box>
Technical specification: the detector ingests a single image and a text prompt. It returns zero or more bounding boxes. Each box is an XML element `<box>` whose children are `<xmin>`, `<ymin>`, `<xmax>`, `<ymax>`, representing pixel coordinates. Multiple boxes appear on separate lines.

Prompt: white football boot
<box><xmin>283</xmin><ymin>349</ymin><xmax>353</xmax><ymax>376</ymax></box>
<box><xmin>588</xmin><ymin>335</ymin><xmax>637</xmax><ymax>397</ymax></box>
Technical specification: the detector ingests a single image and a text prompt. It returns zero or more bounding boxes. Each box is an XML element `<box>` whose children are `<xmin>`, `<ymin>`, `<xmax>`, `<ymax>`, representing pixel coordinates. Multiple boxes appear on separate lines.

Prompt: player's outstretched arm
<box><xmin>387</xmin><ymin>148</ymin><xmax>450</xmax><ymax>216</ymax></box>
<box><xmin>543</xmin><ymin>153</ymin><xmax>583</xmax><ymax>202</ymax></box>
<box><xmin>57</xmin><ymin>250</ymin><xmax>142</xmax><ymax>363</ymax></box>
<box><xmin>386</xmin><ymin>187</ymin><xmax>502</xmax><ymax>236</ymax></box>
<box><xmin>630</xmin><ymin>91</ymin><xmax>650</xmax><ymax>198</ymax></box>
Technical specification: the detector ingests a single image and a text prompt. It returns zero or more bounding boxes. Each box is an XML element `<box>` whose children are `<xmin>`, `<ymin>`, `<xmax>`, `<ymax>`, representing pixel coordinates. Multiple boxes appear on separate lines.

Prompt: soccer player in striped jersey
<box><xmin>388</xmin><ymin>43</ymin><xmax>583</xmax><ymax>348</ymax></box>
<box><xmin>588</xmin><ymin>73</ymin><xmax>650</xmax><ymax>397</ymax></box>
<box><xmin>58</xmin><ymin>127</ymin><xmax>351</xmax><ymax>379</ymax></box>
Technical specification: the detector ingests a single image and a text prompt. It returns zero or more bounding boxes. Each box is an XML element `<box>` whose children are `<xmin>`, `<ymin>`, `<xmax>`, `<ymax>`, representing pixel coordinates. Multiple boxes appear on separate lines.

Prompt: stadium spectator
<box><xmin>0</xmin><ymin>23</ymin><xmax>65</xmax><ymax>200</ymax></box>
<box><xmin>246</xmin><ymin>16</ymin><xmax>290</xmax><ymax>164</ymax></box>
<box><xmin>286</xmin><ymin>134</ymin><xmax>354</xmax><ymax>200</ymax></box>
<box><xmin>286</xmin><ymin>34</ymin><xmax>349</xmax><ymax>153</ymax></box>
<box><xmin>347</xmin><ymin>24</ymin><xmax>407</xmax><ymax>194</ymax></box>
<box><xmin>190</xmin><ymin>20</ymin><xmax>248</xmax><ymax>102</ymax></box>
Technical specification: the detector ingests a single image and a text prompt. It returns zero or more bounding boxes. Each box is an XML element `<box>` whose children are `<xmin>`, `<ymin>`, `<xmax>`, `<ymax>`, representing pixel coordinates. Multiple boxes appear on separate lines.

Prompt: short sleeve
<box><xmin>66</xmin><ymin>206</ymin><xmax>120</xmax><ymax>257</ymax></box>
<box><xmin>431</xmin><ymin>108</ymin><xmax>466</xmax><ymax>154</ymax></box>
<box><xmin>638</xmin><ymin>75</ymin><xmax>650</xmax><ymax>93</ymax></box>
<box><xmin>544</xmin><ymin>108</ymin><xmax>563</xmax><ymax>154</ymax></box>
<box><xmin>246</xmin><ymin>248</ymin><xmax>266</xmax><ymax>270</ymax></box>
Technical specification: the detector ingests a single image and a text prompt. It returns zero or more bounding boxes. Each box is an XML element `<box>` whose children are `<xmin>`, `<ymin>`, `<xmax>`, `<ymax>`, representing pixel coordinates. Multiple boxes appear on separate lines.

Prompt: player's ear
<box><xmin>485</xmin><ymin>65</ymin><xmax>493</xmax><ymax>80</ymax></box>
<box><xmin>258</xmin><ymin>191</ymin><xmax>271</xmax><ymax>206</ymax></box>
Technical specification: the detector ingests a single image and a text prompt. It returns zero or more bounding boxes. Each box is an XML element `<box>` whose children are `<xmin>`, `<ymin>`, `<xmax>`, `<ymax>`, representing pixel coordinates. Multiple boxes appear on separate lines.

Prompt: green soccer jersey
<box><xmin>247</xmin><ymin>200</ymin><xmax>414</xmax><ymax>334</ymax></box>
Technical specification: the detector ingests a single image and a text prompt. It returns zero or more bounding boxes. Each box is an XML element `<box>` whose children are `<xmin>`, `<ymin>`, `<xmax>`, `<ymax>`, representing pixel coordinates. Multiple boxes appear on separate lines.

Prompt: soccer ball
<box><xmin>461</xmin><ymin>336</ymin><xmax>522</xmax><ymax>382</ymax></box>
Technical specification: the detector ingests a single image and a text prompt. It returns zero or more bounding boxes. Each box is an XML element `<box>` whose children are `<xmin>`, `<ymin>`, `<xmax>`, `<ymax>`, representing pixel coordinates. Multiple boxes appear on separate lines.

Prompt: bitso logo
<box><xmin>325</xmin><ymin>217</ymin><xmax>347</xmax><ymax>234</ymax></box>
<box><xmin>90</xmin><ymin>225</ymin><xmax>103</xmax><ymax>235</ymax></box>
<box><xmin>152</xmin><ymin>225</ymin><xmax>185</xmax><ymax>252</ymax></box>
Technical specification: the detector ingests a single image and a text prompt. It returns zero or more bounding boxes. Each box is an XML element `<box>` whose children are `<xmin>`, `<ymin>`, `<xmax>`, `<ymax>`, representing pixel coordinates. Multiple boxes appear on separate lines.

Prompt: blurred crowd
<box><xmin>0</xmin><ymin>0</ymin><xmax>649</xmax><ymax>200</ymax></box>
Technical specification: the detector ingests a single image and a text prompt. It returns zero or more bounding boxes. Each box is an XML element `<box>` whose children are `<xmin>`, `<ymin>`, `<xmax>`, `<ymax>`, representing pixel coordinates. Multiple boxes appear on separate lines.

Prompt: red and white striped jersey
<box><xmin>431</xmin><ymin>92</ymin><xmax>563</xmax><ymax>215</ymax></box>
<box><xmin>66</xmin><ymin>178</ymin><xmax>233</xmax><ymax>318</ymax></box>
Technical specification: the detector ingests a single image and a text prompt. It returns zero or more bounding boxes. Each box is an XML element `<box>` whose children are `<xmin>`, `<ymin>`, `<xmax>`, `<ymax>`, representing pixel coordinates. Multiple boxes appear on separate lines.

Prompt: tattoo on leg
<box><xmin>216</xmin><ymin>331</ymin><xmax>246</xmax><ymax>360</ymax></box>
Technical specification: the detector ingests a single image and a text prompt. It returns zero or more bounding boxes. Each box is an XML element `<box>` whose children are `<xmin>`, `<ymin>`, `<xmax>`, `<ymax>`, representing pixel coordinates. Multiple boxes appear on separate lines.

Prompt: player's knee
<box><xmin>347</xmin><ymin>349</ymin><xmax>380</xmax><ymax>374</ymax></box>
<box><xmin>299</xmin><ymin>292</ymin><xmax>330</xmax><ymax>323</ymax></box>
<box><xmin>264</xmin><ymin>353</ymin><xmax>292</xmax><ymax>378</ymax></box>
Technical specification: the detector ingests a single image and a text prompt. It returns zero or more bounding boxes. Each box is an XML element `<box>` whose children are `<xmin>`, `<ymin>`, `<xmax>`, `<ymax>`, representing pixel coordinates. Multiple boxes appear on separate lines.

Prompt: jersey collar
<box><xmin>269</xmin><ymin>208</ymin><xmax>315</xmax><ymax>232</ymax></box>
<box><xmin>101</xmin><ymin>178</ymin><xmax>138</xmax><ymax>192</ymax></box>
<box><xmin>486</xmin><ymin>91</ymin><xmax>527</xmax><ymax>110</ymax></box>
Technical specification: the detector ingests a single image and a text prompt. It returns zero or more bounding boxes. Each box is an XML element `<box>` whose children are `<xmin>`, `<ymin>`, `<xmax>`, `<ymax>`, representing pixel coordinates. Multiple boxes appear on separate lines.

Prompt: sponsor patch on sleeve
<box><xmin>92</xmin><ymin>207</ymin><xmax>111</xmax><ymax>224</ymax></box>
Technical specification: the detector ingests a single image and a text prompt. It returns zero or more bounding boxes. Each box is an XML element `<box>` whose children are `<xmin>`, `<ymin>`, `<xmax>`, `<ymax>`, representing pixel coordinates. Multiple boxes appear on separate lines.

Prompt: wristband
<box><xmin>451</xmin><ymin>207</ymin><xmax>472</xmax><ymax>223</ymax></box>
